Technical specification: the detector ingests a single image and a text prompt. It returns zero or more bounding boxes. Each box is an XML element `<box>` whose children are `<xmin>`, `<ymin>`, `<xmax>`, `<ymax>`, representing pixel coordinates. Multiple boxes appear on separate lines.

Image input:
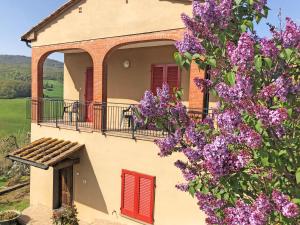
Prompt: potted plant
<box><xmin>0</xmin><ymin>210</ymin><xmax>21</xmax><ymax>225</ymax></box>
<box><xmin>52</xmin><ymin>205</ymin><xmax>79</xmax><ymax>225</ymax></box>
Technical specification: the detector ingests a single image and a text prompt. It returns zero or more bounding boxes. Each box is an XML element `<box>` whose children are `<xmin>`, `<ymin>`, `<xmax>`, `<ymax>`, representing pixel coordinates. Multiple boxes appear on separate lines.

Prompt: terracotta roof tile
<box><xmin>7</xmin><ymin>137</ymin><xmax>84</xmax><ymax>169</ymax></box>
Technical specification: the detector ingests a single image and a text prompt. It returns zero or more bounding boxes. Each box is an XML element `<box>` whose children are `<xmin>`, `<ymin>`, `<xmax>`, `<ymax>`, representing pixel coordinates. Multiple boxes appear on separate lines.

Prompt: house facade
<box><xmin>11</xmin><ymin>0</ymin><xmax>214</xmax><ymax>224</ymax></box>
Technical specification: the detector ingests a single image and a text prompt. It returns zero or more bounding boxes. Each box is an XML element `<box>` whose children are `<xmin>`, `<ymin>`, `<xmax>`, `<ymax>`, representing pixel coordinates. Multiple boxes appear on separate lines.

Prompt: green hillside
<box><xmin>0</xmin><ymin>55</ymin><xmax>63</xmax><ymax>82</ymax></box>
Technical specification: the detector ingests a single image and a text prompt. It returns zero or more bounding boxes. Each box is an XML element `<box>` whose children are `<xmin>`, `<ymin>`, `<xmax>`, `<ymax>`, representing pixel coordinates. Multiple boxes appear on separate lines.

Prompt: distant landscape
<box><xmin>0</xmin><ymin>55</ymin><xmax>64</xmax><ymax>138</ymax></box>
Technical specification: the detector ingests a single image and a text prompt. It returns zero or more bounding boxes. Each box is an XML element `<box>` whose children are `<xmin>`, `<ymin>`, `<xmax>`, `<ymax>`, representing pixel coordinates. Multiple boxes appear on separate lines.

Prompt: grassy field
<box><xmin>0</xmin><ymin>80</ymin><xmax>63</xmax><ymax>138</ymax></box>
<box><xmin>0</xmin><ymin>99</ymin><xmax>30</xmax><ymax>139</ymax></box>
<box><xmin>43</xmin><ymin>80</ymin><xmax>63</xmax><ymax>99</ymax></box>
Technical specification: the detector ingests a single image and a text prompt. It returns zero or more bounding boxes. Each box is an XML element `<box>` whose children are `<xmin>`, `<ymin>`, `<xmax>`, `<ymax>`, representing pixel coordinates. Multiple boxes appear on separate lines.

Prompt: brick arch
<box><xmin>31</xmin><ymin>46</ymin><xmax>94</xmax><ymax>123</ymax></box>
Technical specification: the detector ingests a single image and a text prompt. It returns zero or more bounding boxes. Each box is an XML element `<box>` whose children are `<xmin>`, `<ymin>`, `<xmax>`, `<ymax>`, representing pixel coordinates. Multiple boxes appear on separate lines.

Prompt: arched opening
<box><xmin>36</xmin><ymin>49</ymin><xmax>94</xmax><ymax>129</ymax></box>
<box><xmin>102</xmin><ymin>40</ymin><xmax>190</xmax><ymax>136</ymax></box>
<box><xmin>43</xmin><ymin>52</ymin><xmax>64</xmax><ymax>99</ymax></box>
<box><xmin>104</xmin><ymin>40</ymin><xmax>190</xmax><ymax>105</ymax></box>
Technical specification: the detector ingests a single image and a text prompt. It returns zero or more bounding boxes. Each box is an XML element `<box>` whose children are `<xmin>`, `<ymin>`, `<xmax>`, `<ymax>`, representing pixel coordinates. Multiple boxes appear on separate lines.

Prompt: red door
<box><xmin>85</xmin><ymin>67</ymin><xmax>94</xmax><ymax>122</ymax></box>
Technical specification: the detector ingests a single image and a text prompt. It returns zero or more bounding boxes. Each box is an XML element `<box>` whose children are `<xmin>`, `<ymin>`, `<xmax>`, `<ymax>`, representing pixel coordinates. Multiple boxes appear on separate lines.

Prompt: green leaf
<box><xmin>174</xmin><ymin>52</ymin><xmax>183</xmax><ymax>67</ymax></box>
<box><xmin>264</xmin><ymin>57</ymin><xmax>272</xmax><ymax>68</ymax></box>
<box><xmin>255</xmin><ymin>55</ymin><xmax>262</xmax><ymax>72</ymax></box>
<box><xmin>240</xmin><ymin>24</ymin><xmax>247</xmax><ymax>32</ymax></box>
<box><xmin>296</xmin><ymin>168</ymin><xmax>300</xmax><ymax>184</ymax></box>
<box><xmin>248</xmin><ymin>0</ymin><xmax>254</xmax><ymax>5</ymax></box>
<box><xmin>244</xmin><ymin>20</ymin><xmax>254</xmax><ymax>32</ymax></box>
<box><xmin>207</xmin><ymin>57</ymin><xmax>217</xmax><ymax>68</ymax></box>
<box><xmin>235</xmin><ymin>0</ymin><xmax>242</xmax><ymax>4</ymax></box>
<box><xmin>227</xmin><ymin>72</ymin><xmax>236</xmax><ymax>86</ymax></box>
<box><xmin>184</xmin><ymin>52</ymin><xmax>193</xmax><ymax>61</ymax></box>
<box><xmin>287</xmin><ymin>108</ymin><xmax>293</xmax><ymax>117</ymax></box>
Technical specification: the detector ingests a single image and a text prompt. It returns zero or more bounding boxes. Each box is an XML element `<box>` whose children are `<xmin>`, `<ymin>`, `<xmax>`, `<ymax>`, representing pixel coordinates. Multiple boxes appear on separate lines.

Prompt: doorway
<box><xmin>58</xmin><ymin>166</ymin><xmax>73</xmax><ymax>207</ymax></box>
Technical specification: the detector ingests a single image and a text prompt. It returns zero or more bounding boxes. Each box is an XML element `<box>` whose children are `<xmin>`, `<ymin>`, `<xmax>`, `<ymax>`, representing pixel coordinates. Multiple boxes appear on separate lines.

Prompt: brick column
<box><xmin>188</xmin><ymin>62</ymin><xmax>205</xmax><ymax>109</ymax></box>
<box><xmin>31</xmin><ymin>49</ymin><xmax>45</xmax><ymax>123</ymax></box>
<box><xmin>91</xmin><ymin>53</ymin><xmax>107</xmax><ymax>131</ymax></box>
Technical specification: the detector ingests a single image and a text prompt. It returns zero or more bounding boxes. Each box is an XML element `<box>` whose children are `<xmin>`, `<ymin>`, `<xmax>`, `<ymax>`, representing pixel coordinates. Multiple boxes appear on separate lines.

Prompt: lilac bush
<box><xmin>134</xmin><ymin>0</ymin><xmax>300</xmax><ymax>224</ymax></box>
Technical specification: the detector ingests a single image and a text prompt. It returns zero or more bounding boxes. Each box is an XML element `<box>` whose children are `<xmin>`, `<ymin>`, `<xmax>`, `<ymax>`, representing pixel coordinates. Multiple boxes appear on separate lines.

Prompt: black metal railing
<box><xmin>26</xmin><ymin>98</ymin><xmax>210</xmax><ymax>139</ymax></box>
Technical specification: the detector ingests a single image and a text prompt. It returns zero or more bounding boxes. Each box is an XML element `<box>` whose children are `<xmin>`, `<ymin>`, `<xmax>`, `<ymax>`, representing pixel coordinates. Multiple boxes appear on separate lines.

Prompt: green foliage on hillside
<box><xmin>0</xmin><ymin>55</ymin><xmax>63</xmax><ymax>99</ymax></box>
<box><xmin>0</xmin><ymin>55</ymin><xmax>63</xmax><ymax>82</ymax></box>
<box><xmin>0</xmin><ymin>80</ymin><xmax>31</xmax><ymax>99</ymax></box>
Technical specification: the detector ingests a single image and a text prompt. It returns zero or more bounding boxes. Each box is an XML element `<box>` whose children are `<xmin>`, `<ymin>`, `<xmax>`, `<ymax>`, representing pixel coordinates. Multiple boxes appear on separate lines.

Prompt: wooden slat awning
<box><xmin>7</xmin><ymin>138</ymin><xmax>84</xmax><ymax>170</ymax></box>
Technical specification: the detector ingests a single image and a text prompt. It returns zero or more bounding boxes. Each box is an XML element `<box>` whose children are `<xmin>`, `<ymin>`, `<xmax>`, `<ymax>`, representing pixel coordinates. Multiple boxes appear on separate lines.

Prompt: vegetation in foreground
<box><xmin>135</xmin><ymin>0</ymin><xmax>300</xmax><ymax>224</ymax></box>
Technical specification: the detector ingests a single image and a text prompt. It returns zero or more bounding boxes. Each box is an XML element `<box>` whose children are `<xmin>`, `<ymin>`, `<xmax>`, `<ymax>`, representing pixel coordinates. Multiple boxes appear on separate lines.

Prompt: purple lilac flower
<box><xmin>183</xmin><ymin>148</ymin><xmax>202</xmax><ymax>162</ymax></box>
<box><xmin>225</xmin><ymin>200</ymin><xmax>252</xmax><ymax>225</ymax></box>
<box><xmin>155</xmin><ymin>130</ymin><xmax>181</xmax><ymax>157</ymax></box>
<box><xmin>156</xmin><ymin>83</ymin><xmax>170</xmax><ymax>109</ymax></box>
<box><xmin>196</xmin><ymin>192</ymin><xmax>225</xmax><ymax>224</ymax></box>
<box><xmin>274</xmin><ymin>125</ymin><xmax>285</xmax><ymax>138</ymax></box>
<box><xmin>260</xmin><ymin>38</ymin><xmax>279</xmax><ymax>59</ymax></box>
<box><xmin>203</xmin><ymin>135</ymin><xmax>230</xmax><ymax>177</ymax></box>
<box><xmin>253</xmin><ymin>0</ymin><xmax>267</xmax><ymax>14</ymax></box>
<box><xmin>259</xmin><ymin>75</ymin><xmax>292</xmax><ymax>102</ymax></box>
<box><xmin>228</xmin><ymin>33</ymin><xmax>255</xmax><ymax>71</ymax></box>
<box><xmin>272</xmin><ymin>190</ymin><xmax>300</xmax><ymax>218</ymax></box>
<box><xmin>225</xmin><ymin>195</ymin><xmax>271</xmax><ymax>225</ymax></box>
<box><xmin>254</xmin><ymin>106</ymin><xmax>288</xmax><ymax>127</ymax></box>
<box><xmin>238</xmin><ymin>124</ymin><xmax>262</xmax><ymax>149</ymax></box>
<box><xmin>217</xmin><ymin>108</ymin><xmax>242</xmax><ymax>132</ymax></box>
<box><xmin>174</xmin><ymin>160</ymin><xmax>187</xmax><ymax>170</ymax></box>
<box><xmin>228</xmin><ymin>151</ymin><xmax>251</xmax><ymax>171</ymax></box>
<box><xmin>170</xmin><ymin>102</ymin><xmax>189</xmax><ymax>124</ymax></box>
<box><xmin>193</xmin><ymin>0</ymin><xmax>232</xmax><ymax>29</ymax></box>
<box><xmin>218</xmin><ymin>0</ymin><xmax>233</xmax><ymax>28</ymax></box>
<box><xmin>175</xmin><ymin>32</ymin><xmax>206</xmax><ymax>54</ymax></box>
<box><xmin>194</xmin><ymin>77</ymin><xmax>213</xmax><ymax>91</ymax></box>
<box><xmin>181</xmin><ymin>13</ymin><xmax>203</xmax><ymax>35</ymax></box>
<box><xmin>185</xmin><ymin>122</ymin><xmax>206</xmax><ymax>148</ymax></box>
<box><xmin>139</xmin><ymin>90</ymin><xmax>157</xmax><ymax>117</ymax></box>
<box><xmin>282</xmin><ymin>17</ymin><xmax>300</xmax><ymax>48</ymax></box>
<box><xmin>175</xmin><ymin>183</ymin><xmax>189</xmax><ymax>192</ymax></box>
<box><xmin>282</xmin><ymin>202</ymin><xmax>300</xmax><ymax>218</ymax></box>
<box><xmin>215</xmin><ymin>74</ymin><xmax>253</xmax><ymax>103</ymax></box>
<box><xmin>269</xmin><ymin>108</ymin><xmax>288</xmax><ymax>126</ymax></box>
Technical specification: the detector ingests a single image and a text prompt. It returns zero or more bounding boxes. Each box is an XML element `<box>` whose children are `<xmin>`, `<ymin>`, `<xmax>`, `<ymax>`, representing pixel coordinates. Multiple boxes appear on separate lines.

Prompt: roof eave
<box><xmin>21</xmin><ymin>0</ymin><xmax>83</xmax><ymax>42</ymax></box>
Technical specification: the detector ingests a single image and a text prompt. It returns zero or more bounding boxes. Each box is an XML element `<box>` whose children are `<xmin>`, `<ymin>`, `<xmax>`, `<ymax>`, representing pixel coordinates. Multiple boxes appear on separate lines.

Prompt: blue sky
<box><xmin>0</xmin><ymin>0</ymin><xmax>299</xmax><ymax>62</ymax></box>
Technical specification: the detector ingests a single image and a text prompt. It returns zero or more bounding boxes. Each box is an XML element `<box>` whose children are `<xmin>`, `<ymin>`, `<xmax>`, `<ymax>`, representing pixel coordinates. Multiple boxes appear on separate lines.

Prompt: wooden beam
<box><xmin>53</xmin><ymin>158</ymin><xmax>80</xmax><ymax>171</ymax></box>
<box><xmin>6</xmin><ymin>155</ymin><xmax>49</xmax><ymax>170</ymax></box>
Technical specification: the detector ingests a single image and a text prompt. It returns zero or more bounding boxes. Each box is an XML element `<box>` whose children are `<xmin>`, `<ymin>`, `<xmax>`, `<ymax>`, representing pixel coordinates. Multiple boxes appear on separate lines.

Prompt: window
<box><xmin>151</xmin><ymin>64</ymin><xmax>180</xmax><ymax>94</ymax></box>
<box><xmin>121</xmin><ymin>170</ymin><xmax>155</xmax><ymax>224</ymax></box>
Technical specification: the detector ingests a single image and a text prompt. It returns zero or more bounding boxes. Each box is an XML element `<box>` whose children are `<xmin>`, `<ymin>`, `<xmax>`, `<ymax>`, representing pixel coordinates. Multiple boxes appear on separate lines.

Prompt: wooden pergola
<box><xmin>7</xmin><ymin>138</ymin><xmax>84</xmax><ymax>170</ymax></box>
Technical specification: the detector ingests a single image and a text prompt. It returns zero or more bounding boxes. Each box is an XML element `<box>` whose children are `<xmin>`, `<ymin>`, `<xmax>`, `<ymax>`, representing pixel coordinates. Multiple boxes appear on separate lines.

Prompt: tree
<box><xmin>134</xmin><ymin>0</ymin><xmax>300</xmax><ymax>224</ymax></box>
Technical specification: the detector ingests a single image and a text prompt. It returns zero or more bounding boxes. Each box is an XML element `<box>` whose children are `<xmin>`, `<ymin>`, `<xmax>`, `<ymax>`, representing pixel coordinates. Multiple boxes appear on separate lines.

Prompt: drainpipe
<box><xmin>24</xmin><ymin>40</ymin><xmax>32</xmax><ymax>48</ymax></box>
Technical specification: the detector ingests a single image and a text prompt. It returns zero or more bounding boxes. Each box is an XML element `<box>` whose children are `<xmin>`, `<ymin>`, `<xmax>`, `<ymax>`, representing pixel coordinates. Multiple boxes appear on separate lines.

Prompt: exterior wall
<box><xmin>30</xmin><ymin>124</ymin><xmax>206</xmax><ymax>225</ymax></box>
<box><xmin>63</xmin><ymin>45</ymin><xmax>190</xmax><ymax>105</ymax></box>
<box><xmin>64</xmin><ymin>52</ymin><xmax>93</xmax><ymax>101</ymax></box>
<box><xmin>31</xmin><ymin>0</ymin><xmax>191</xmax><ymax>47</ymax></box>
<box><xmin>30</xmin><ymin>166</ymin><xmax>54</xmax><ymax>208</ymax></box>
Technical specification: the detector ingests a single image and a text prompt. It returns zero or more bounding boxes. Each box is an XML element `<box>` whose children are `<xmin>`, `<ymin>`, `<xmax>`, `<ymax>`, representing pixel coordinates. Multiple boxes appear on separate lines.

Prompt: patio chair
<box><xmin>120</xmin><ymin>105</ymin><xmax>138</xmax><ymax>130</ymax></box>
<box><xmin>63</xmin><ymin>101</ymin><xmax>80</xmax><ymax>123</ymax></box>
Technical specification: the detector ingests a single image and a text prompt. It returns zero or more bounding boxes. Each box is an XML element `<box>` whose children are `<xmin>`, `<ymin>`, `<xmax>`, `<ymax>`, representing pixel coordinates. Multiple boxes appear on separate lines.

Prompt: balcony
<box><xmin>26</xmin><ymin>98</ymin><xmax>208</xmax><ymax>140</ymax></box>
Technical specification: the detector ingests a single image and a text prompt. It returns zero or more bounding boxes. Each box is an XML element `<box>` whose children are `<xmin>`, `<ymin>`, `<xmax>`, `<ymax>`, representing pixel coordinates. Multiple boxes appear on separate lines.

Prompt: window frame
<box><xmin>151</xmin><ymin>64</ymin><xmax>180</xmax><ymax>93</ymax></box>
<box><xmin>121</xmin><ymin>169</ymin><xmax>156</xmax><ymax>224</ymax></box>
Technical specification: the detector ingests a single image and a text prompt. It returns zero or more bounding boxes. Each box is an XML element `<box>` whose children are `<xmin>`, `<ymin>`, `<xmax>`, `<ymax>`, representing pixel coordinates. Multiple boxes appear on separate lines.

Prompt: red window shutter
<box><xmin>166</xmin><ymin>65</ymin><xmax>180</xmax><ymax>94</ymax></box>
<box><xmin>121</xmin><ymin>171</ymin><xmax>136</xmax><ymax>218</ymax></box>
<box><xmin>121</xmin><ymin>170</ymin><xmax>155</xmax><ymax>224</ymax></box>
<box><xmin>151</xmin><ymin>65</ymin><xmax>164</xmax><ymax>93</ymax></box>
<box><xmin>137</xmin><ymin>175</ymin><xmax>155</xmax><ymax>224</ymax></box>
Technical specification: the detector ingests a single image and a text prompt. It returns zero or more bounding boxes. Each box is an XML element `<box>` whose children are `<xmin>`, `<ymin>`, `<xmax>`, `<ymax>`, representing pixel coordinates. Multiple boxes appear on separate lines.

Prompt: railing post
<box><xmin>55</xmin><ymin>100</ymin><xmax>58</xmax><ymax>128</ymax></box>
<box><xmin>75</xmin><ymin>108</ymin><xmax>79</xmax><ymax>131</ymax></box>
<box><xmin>130</xmin><ymin>116</ymin><xmax>135</xmax><ymax>140</ymax></box>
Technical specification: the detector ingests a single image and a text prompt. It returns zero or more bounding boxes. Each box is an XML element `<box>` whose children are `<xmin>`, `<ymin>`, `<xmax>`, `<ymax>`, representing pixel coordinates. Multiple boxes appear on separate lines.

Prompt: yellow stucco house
<box><xmin>8</xmin><ymin>0</ymin><xmax>211</xmax><ymax>224</ymax></box>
